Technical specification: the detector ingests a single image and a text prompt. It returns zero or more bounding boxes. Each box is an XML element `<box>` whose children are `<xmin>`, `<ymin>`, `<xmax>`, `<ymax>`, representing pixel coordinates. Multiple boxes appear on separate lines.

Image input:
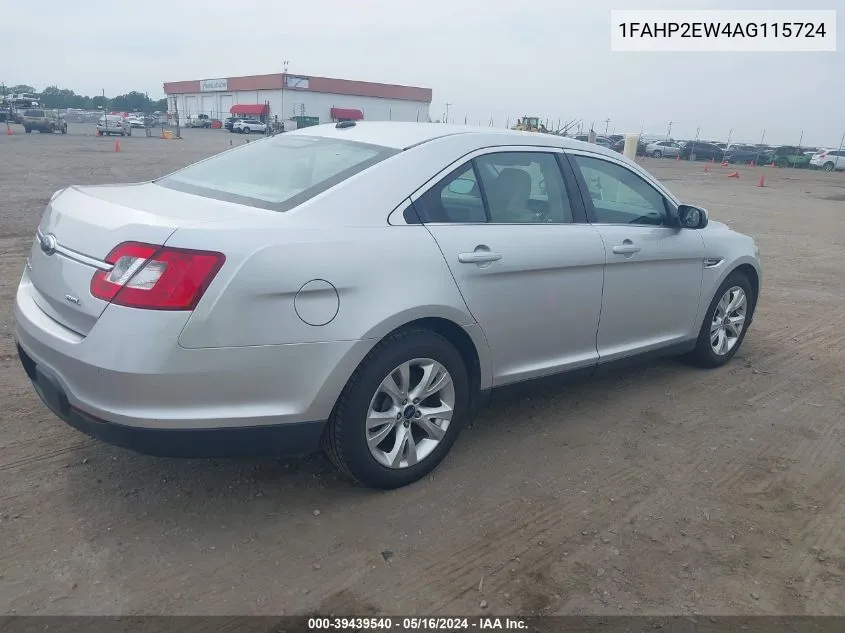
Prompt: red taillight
<box><xmin>90</xmin><ymin>241</ymin><xmax>225</xmax><ymax>310</ymax></box>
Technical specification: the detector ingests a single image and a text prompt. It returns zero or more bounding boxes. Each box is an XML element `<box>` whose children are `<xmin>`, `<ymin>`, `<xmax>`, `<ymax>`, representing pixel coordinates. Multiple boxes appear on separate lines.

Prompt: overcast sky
<box><xmin>1</xmin><ymin>0</ymin><xmax>841</xmax><ymax>145</ymax></box>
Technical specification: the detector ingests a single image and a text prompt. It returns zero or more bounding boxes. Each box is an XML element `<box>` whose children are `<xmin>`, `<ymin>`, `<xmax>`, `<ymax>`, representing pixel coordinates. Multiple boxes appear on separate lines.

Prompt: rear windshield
<box><xmin>156</xmin><ymin>134</ymin><xmax>399</xmax><ymax>211</ymax></box>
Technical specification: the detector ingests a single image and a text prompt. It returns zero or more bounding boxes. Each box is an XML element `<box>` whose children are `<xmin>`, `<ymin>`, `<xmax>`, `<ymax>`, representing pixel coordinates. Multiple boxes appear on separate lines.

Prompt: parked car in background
<box><xmin>187</xmin><ymin>114</ymin><xmax>211</xmax><ymax>129</ymax></box>
<box><xmin>574</xmin><ymin>134</ymin><xmax>613</xmax><ymax>148</ymax></box>
<box><xmin>14</xmin><ymin>122</ymin><xmax>761</xmax><ymax>489</ymax></box>
<box><xmin>646</xmin><ymin>140</ymin><xmax>681</xmax><ymax>158</ymax></box>
<box><xmin>680</xmin><ymin>141</ymin><xmax>724</xmax><ymax>162</ymax></box>
<box><xmin>810</xmin><ymin>149</ymin><xmax>845</xmax><ymax>172</ymax></box>
<box><xmin>611</xmin><ymin>137</ymin><xmax>647</xmax><ymax>156</ymax></box>
<box><xmin>96</xmin><ymin>115</ymin><xmax>131</xmax><ymax>136</ymax></box>
<box><xmin>224</xmin><ymin>117</ymin><xmax>238</xmax><ymax>131</ymax></box>
<box><xmin>22</xmin><ymin>109</ymin><xmax>67</xmax><ymax>134</ymax></box>
<box><xmin>724</xmin><ymin>145</ymin><xmax>765</xmax><ymax>164</ymax></box>
<box><xmin>126</xmin><ymin>117</ymin><xmax>146</xmax><ymax>129</ymax></box>
<box><xmin>232</xmin><ymin>118</ymin><xmax>266</xmax><ymax>134</ymax></box>
<box><xmin>770</xmin><ymin>146</ymin><xmax>811</xmax><ymax>168</ymax></box>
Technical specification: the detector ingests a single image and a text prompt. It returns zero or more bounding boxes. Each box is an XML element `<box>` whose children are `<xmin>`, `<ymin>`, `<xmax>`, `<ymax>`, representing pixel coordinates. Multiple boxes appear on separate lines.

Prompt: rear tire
<box><xmin>823</xmin><ymin>161</ymin><xmax>834</xmax><ymax>172</ymax></box>
<box><xmin>686</xmin><ymin>271</ymin><xmax>755</xmax><ymax>369</ymax></box>
<box><xmin>689</xmin><ymin>153</ymin><xmax>697</xmax><ymax>161</ymax></box>
<box><xmin>653</xmin><ymin>150</ymin><xmax>662</xmax><ymax>158</ymax></box>
<box><xmin>323</xmin><ymin>328</ymin><xmax>470</xmax><ymax>489</ymax></box>
<box><xmin>243</xmin><ymin>127</ymin><xmax>251</xmax><ymax>134</ymax></box>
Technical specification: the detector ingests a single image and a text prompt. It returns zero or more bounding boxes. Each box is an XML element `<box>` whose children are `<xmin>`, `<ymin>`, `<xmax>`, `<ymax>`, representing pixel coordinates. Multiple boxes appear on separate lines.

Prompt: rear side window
<box><xmin>24</xmin><ymin>110</ymin><xmax>44</xmax><ymax>117</ymax></box>
<box><xmin>414</xmin><ymin>152</ymin><xmax>575</xmax><ymax>224</ymax></box>
<box><xmin>157</xmin><ymin>135</ymin><xmax>398</xmax><ymax>211</ymax></box>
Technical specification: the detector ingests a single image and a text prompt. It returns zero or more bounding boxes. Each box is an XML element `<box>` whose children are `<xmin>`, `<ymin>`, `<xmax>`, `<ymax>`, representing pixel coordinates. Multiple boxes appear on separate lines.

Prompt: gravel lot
<box><xmin>2</xmin><ymin>122</ymin><xmax>844</xmax><ymax>616</ymax></box>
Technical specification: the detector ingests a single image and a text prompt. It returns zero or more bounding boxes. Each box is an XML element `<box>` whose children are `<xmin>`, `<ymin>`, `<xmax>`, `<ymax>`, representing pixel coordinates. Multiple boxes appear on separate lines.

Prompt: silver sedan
<box><xmin>15</xmin><ymin>123</ymin><xmax>762</xmax><ymax>489</ymax></box>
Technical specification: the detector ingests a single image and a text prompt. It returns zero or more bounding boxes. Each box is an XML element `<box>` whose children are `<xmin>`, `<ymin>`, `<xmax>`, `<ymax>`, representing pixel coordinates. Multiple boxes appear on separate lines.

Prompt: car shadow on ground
<box><xmin>56</xmin><ymin>354</ymin><xmax>703</xmax><ymax>521</ymax></box>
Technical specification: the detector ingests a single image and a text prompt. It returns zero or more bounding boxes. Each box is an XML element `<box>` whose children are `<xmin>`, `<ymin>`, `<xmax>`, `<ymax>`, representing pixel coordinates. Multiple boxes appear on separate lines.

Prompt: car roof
<box><xmin>290</xmin><ymin>121</ymin><xmax>621</xmax><ymax>156</ymax></box>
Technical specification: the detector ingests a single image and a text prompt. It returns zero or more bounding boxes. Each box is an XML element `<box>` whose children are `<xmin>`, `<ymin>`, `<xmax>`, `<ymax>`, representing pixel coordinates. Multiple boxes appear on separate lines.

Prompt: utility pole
<box><xmin>173</xmin><ymin>96</ymin><xmax>181</xmax><ymax>139</ymax></box>
<box><xmin>2</xmin><ymin>82</ymin><xmax>9</xmax><ymax>134</ymax></box>
<box><xmin>281</xmin><ymin>60</ymin><xmax>289</xmax><ymax>131</ymax></box>
<box><xmin>102</xmin><ymin>89</ymin><xmax>108</xmax><ymax>135</ymax></box>
<box><xmin>444</xmin><ymin>102</ymin><xmax>451</xmax><ymax>124</ymax></box>
<box><xmin>667</xmin><ymin>120</ymin><xmax>674</xmax><ymax>138</ymax></box>
<box><xmin>603</xmin><ymin>118</ymin><xmax>610</xmax><ymax>135</ymax></box>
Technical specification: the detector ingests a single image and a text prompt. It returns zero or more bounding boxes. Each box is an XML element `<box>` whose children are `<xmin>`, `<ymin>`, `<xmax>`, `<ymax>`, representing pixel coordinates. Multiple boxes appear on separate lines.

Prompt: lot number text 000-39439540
<box><xmin>611</xmin><ymin>10</ymin><xmax>837</xmax><ymax>52</ymax></box>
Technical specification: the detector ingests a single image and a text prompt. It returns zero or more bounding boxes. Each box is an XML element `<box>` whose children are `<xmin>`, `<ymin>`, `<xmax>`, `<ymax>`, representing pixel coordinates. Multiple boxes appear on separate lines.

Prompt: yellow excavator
<box><xmin>512</xmin><ymin>116</ymin><xmax>548</xmax><ymax>133</ymax></box>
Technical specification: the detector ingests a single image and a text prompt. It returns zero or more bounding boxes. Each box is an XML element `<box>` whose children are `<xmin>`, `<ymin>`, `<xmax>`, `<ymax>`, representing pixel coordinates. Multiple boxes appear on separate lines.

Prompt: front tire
<box><xmin>687</xmin><ymin>272</ymin><xmax>755</xmax><ymax>369</ymax></box>
<box><xmin>823</xmin><ymin>161</ymin><xmax>834</xmax><ymax>172</ymax></box>
<box><xmin>653</xmin><ymin>150</ymin><xmax>663</xmax><ymax>158</ymax></box>
<box><xmin>323</xmin><ymin>328</ymin><xmax>470</xmax><ymax>489</ymax></box>
<box><xmin>243</xmin><ymin>126</ymin><xmax>251</xmax><ymax>134</ymax></box>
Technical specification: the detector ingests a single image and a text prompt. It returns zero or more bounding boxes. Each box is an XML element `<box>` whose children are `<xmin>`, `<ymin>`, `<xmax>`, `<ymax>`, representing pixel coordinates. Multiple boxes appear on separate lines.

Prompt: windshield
<box><xmin>156</xmin><ymin>134</ymin><xmax>399</xmax><ymax>211</ymax></box>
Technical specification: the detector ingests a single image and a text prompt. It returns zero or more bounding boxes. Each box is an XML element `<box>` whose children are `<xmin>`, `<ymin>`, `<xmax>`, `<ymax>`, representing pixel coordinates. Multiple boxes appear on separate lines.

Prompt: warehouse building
<box><xmin>163</xmin><ymin>72</ymin><xmax>432</xmax><ymax>127</ymax></box>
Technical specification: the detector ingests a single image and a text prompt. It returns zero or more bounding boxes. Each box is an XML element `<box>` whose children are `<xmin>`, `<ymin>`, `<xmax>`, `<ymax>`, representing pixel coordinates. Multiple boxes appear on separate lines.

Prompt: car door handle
<box><xmin>612</xmin><ymin>241</ymin><xmax>641</xmax><ymax>255</ymax></box>
<box><xmin>458</xmin><ymin>252</ymin><xmax>502</xmax><ymax>264</ymax></box>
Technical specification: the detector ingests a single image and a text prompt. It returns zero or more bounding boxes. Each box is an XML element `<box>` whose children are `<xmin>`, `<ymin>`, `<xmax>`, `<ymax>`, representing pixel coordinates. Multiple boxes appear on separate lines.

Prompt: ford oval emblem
<box><xmin>40</xmin><ymin>233</ymin><xmax>58</xmax><ymax>256</ymax></box>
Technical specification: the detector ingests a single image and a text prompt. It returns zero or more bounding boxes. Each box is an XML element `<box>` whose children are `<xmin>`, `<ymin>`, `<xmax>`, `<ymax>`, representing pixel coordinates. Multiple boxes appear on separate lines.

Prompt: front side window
<box><xmin>157</xmin><ymin>135</ymin><xmax>398</xmax><ymax>211</ymax></box>
<box><xmin>572</xmin><ymin>155</ymin><xmax>668</xmax><ymax>226</ymax></box>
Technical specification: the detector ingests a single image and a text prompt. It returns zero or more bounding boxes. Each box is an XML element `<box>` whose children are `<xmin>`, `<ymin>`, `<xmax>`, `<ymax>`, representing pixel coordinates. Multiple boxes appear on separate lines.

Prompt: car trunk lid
<box><xmin>27</xmin><ymin>183</ymin><xmax>248</xmax><ymax>336</ymax></box>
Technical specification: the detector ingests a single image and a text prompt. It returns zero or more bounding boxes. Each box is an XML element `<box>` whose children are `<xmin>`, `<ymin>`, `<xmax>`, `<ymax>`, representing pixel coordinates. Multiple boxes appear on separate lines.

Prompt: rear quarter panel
<box><xmin>172</xmin><ymin>223</ymin><xmax>477</xmax><ymax>349</ymax></box>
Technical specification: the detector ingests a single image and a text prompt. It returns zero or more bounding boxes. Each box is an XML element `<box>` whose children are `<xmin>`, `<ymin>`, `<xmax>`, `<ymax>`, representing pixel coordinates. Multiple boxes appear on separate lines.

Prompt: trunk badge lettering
<box><xmin>40</xmin><ymin>233</ymin><xmax>58</xmax><ymax>256</ymax></box>
<box><xmin>64</xmin><ymin>294</ymin><xmax>81</xmax><ymax>305</ymax></box>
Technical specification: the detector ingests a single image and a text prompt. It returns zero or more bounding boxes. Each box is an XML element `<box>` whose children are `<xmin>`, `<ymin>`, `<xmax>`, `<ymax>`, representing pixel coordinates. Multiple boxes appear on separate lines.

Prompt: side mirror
<box><xmin>678</xmin><ymin>204</ymin><xmax>709</xmax><ymax>229</ymax></box>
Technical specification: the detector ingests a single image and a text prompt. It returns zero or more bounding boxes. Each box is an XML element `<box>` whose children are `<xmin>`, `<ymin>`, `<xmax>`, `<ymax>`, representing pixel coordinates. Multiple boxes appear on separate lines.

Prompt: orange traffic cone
<box><xmin>769</xmin><ymin>161</ymin><xmax>776</xmax><ymax>167</ymax></box>
<box><xmin>727</xmin><ymin>171</ymin><xmax>740</xmax><ymax>178</ymax></box>
<box><xmin>5</xmin><ymin>126</ymin><xmax>12</xmax><ymax>136</ymax></box>
<box><xmin>720</xmin><ymin>161</ymin><xmax>729</xmax><ymax>167</ymax></box>
<box><xmin>757</xmin><ymin>173</ymin><xmax>765</xmax><ymax>187</ymax></box>
<box><xmin>114</xmin><ymin>139</ymin><xmax>120</xmax><ymax>152</ymax></box>
<box><xmin>676</xmin><ymin>154</ymin><xmax>680</xmax><ymax>161</ymax></box>
<box><xmin>704</xmin><ymin>163</ymin><xmax>709</xmax><ymax>173</ymax></box>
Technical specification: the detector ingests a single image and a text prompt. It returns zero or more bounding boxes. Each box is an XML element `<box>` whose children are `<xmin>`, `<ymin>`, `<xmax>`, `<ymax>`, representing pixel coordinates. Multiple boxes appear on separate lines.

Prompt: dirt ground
<box><xmin>1</xmin><ymin>123</ymin><xmax>844</xmax><ymax>616</ymax></box>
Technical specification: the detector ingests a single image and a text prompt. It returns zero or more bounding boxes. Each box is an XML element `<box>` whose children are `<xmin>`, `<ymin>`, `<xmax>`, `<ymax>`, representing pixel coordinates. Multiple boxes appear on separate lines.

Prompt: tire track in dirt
<box><xmin>401</xmin><ymin>440</ymin><xmax>720</xmax><ymax>613</ymax></box>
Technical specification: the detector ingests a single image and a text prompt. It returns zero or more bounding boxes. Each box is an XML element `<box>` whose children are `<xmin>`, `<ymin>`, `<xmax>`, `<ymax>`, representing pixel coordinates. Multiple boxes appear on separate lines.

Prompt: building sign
<box><xmin>285</xmin><ymin>76</ymin><xmax>310</xmax><ymax>90</ymax></box>
<box><xmin>200</xmin><ymin>78</ymin><xmax>228</xmax><ymax>92</ymax></box>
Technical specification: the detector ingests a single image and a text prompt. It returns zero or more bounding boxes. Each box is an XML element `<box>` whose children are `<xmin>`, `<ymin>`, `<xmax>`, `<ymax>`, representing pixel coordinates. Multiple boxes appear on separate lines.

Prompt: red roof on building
<box><xmin>330</xmin><ymin>107</ymin><xmax>364</xmax><ymax>121</ymax></box>
<box><xmin>230</xmin><ymin>104</ymin><xmax>268</xmax><ymax>116</ymax></box>
<box><xmin>164</xmin><ymin>73</ymin><xmax>432</xmax><ymax>103</ymax></box>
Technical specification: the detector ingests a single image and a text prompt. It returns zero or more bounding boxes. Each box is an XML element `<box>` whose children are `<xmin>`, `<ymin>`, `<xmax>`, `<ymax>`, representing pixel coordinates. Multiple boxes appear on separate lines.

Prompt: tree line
<box><xmin>3</xmin><ymin>84</ymin><xmax>168</xmax><ymax>112</ymax></box>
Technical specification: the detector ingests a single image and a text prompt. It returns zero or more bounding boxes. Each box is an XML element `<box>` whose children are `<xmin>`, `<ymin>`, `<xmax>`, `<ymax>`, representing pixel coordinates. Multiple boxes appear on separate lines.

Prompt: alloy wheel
<box><xmin>366</xmin><ymin>358</ymin><xmax>455</xmax><ymax>469</ymax></box>
<box><xmin>710</xmin><ymin>286</ymin><xmax>747</xmax><ymax>356</ymax></box>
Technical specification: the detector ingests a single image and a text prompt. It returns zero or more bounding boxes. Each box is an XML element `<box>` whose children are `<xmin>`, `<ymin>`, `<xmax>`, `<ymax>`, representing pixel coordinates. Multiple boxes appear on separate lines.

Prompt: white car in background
<box><xmin>645</xmin><ymin>140</ymin><xmax>681</xmax><ymax>158</ymax></box>
<box><xmin>810</xmin><ymin>149</ymin><xmax>845</xmax><ymax>172</ymax></box>
<box><xmin>232</xmin><ymin>119</ymin><xmax>266</xmax><ymax>134</ymax></box>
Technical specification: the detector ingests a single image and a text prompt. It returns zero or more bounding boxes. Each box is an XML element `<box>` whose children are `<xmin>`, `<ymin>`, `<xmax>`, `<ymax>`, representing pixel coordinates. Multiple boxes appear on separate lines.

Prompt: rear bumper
<box><xmin>17</xmin><ymin>342</ymin><xmax>326</xmax><ymax>458</ymax></box>
<box><xmin>14</xmin><ymin>276</ymin><xmax>377</xmax><ymax>434</ymax></box>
